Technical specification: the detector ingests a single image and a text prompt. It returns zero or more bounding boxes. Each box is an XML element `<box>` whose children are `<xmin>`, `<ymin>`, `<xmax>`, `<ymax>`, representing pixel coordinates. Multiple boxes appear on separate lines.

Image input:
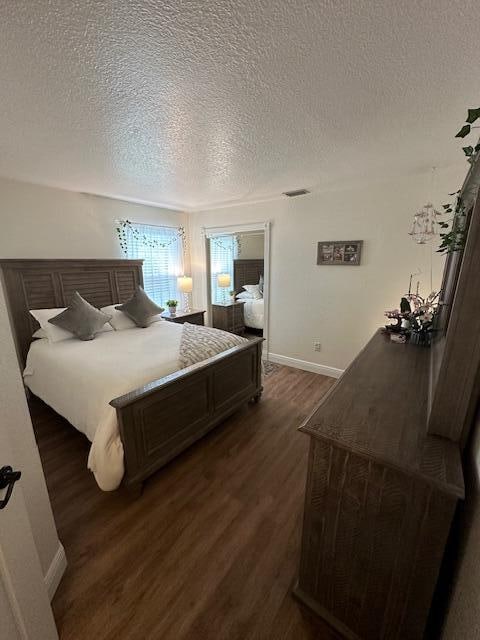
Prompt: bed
<box><xmin>1</xmin><ymin>259</ymin><xmax>263</xmax><ymax>494</ymax></box>
<box><xmin>233</xmin><ymin>259</ymin><xmax>264</xmax><ymax>330</ymax></box>
<box><xmin>242</xmin><ymin>298</ymin><xmax>264</xmax><ymax>330</ymax></box>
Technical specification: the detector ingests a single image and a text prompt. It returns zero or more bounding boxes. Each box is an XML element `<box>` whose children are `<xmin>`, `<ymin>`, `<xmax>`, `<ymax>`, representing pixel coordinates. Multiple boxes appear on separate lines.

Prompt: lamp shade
<box><xmin>217</xmin><ymin>273</ymin><xmax>231</xmax><ymax>288</ymax></box>
<box><xmin>177</xmin><ymin>275</ymin><xmax>193</xmax><ymax>293</ymax></box>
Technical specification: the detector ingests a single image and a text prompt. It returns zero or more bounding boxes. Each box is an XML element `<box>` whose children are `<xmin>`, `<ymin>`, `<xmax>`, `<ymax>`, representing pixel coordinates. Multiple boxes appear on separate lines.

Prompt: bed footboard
<box><xmin>110</xmin><ymin>337</ymin><xmax>263</xmax><ymax>490</ymax></box>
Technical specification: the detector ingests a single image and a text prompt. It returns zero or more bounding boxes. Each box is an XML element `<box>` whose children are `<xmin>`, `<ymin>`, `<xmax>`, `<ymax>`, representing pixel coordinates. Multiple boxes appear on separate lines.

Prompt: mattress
<box><xmin>24</xmin><ymin>322</ymin><xmax>184</xmax><ymax>491</ymax></box>
<box><xmin>242</xmin><ymin>298</ymin><xmax>264</xmax><ymax>330</ymax></box>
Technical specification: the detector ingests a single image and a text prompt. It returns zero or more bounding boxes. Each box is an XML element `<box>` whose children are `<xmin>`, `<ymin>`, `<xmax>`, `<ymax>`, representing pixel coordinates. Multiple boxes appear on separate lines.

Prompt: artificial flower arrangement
<box><xmin>384</xmin><ymin>288</ymin><xmax>440</xmax><ymax>346</ymax></box>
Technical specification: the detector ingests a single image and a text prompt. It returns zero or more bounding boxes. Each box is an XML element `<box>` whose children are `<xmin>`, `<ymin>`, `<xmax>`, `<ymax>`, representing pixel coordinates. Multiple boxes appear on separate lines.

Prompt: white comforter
<box><xmin>24</xmin><ymin>322</ymin><xmax>183</xmax><ymax>491</ymax></box>
<box><xmin>243</xmin><ymin>298</ymin><xmax>264</xmax><ymax>329</ymax></box>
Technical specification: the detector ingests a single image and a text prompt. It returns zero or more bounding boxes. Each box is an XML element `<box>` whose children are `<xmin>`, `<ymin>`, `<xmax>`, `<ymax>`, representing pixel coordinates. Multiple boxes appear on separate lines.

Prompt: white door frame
<box><xmin>0</xmin><ymin>429</ymin><xmax>58</xmax><ymax>640</ymax></box>
<box><xmin>203</xmin><ymin>221</ymin><xmax>271</xmax><ymax>356</ymax></box>
<box><xmin>0</xmin><ymin>280</ymin><xmax>59</xmax><ymax>639</ymax></box>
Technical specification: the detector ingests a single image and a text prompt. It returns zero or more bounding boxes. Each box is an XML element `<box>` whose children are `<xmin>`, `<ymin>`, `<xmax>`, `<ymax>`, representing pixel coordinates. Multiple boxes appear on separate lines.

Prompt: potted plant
<box><xmin>406</xmin><ymin>291</ymin><xmax>440</xmax><ymax>346</ymax></box>
<box><xmin>229</xmin><ymin>290</ymin><xmax>236</xmax><ymax>303</ymax></box>
<box><xmin>384</xmin><ymin>290</ymin><xmax>440</xmax><ymax>346</ymax></box>
<box><xmin>166</xmin><ymin>299</ymin><xmax>178</xmax><ymax>315</ymax></box>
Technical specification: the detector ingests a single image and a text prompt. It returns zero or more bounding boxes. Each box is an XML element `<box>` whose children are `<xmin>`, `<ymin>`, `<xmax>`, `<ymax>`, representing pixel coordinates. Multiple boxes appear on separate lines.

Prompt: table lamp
<box><xmin>217</xmin><ymin>273</ymin><xmax>231</xmax><ymax>305</ymax></box>
<box><xmin>177</xmin><ymin>275</ymin><xmax>193</xmax><ymax>312</ymax></box>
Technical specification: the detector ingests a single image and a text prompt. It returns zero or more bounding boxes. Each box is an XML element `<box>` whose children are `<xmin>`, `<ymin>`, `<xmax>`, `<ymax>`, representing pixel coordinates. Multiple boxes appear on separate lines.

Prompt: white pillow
<box><xmin>30</xmin><ymin>307</ymin><xmax>113</xmax><ymax>343</ymax></box>
<box><xmin>29</xmin><ymin>308</ymin><xmax>72</xmax><ymax>343</ymax></box>
<box><xmin>102</xmin><ymin>305</ymin><xmax>163</xmax><ymax>331</ymax></box>
<box><xmin>102</xmin><ymin>306</ymin><xmax>136</xmax><ymax>330</ymax></box>
<box><xmin>258</xmin><ymin>274</ymin><xmax>264</xmax><ymax>295</ymax></box>
<box><xmin>242</xmin><ymin>284</ymin><xmax>262</xmax><ymax>300</ymax></box>
<box><xmin>236</xmin><ymin>291</ymin><xmax>254</xmax><ymax>300</ymax></box>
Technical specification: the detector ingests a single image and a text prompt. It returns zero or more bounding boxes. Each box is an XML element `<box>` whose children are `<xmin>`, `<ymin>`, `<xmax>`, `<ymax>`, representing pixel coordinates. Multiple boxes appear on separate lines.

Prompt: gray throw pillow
<box><xmin>258</xmin><ymin>274</ymin><xmax>264</xmax><ymax>295</ymax></box>
<box><xmin>49</xmin><ymin>291</ymin><xmax>112</xmax><ymax>341</ymax></box>
<box><xmin>115</xmin><ymin>286</ymin><xmax>164</xmax><ymax>328</ymax></box>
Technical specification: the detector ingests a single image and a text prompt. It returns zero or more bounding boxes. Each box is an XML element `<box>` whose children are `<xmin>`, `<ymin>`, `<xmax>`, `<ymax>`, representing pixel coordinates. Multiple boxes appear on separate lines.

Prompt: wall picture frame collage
<box><xmin>317</xmin><ymin>240</ymin><xmax>363</xmax><ymax>266</ymax></box>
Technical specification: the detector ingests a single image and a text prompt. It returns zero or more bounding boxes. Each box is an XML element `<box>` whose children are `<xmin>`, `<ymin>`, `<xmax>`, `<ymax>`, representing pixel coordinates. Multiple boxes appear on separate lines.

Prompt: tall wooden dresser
<box><xmin>294</xmin><ymin>332</ymin><xmax>464</xmax><ymax>639</ymax></box>
<box><xmin>294</xmin><ymin>167</ymin><xmax>480</xmax><ymax>638</ymax></box>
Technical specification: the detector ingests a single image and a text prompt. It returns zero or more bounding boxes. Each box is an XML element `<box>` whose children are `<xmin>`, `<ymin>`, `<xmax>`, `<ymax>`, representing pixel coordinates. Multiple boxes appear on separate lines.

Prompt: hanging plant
<box><xmin>455</xmin><ymin>108</ymin><xmax>480</xmax><ymax>142</ymax></box>
<box><xmin>437</xmin><ymin>196</ymin><xmax>468</xmax><ymax>254</ymax></box>
<box><xmin>433</xmin><ymin>107</ymin><xmax>480</xmax><ymax>254</ymax></box>
<box><xmin>455</xmin><ymin>108</ymin><xmax>480</xmax><ymax>165</ymax></box>
<box><xmin>116</xmin><ymin>219</ymin><xmax>186</xmax><ymax>257</ymax></box>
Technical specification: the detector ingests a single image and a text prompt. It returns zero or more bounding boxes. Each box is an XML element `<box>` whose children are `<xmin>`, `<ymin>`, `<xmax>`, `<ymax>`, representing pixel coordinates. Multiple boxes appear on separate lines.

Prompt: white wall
<box><xmin>191</xmin><ymin>166</ymin><xmax>464</xmax><ymax>371</ymax></box>
<box><xmin>0</xmin><ymin>177</ymin><xmax>188</xmax><ymax>260</ymax></box>
<box><xmin>237</xmin><ymin>232</ymin><xmax>264</xmax><ymax>259</ymax></box>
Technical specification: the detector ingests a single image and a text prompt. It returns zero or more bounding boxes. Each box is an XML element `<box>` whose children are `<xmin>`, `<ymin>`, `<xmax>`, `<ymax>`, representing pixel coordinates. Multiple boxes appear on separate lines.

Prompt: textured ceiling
<box><xmin>0</xmin><ymin>0</ymin><xmax>478</xmax><ymax>211</ymax></box>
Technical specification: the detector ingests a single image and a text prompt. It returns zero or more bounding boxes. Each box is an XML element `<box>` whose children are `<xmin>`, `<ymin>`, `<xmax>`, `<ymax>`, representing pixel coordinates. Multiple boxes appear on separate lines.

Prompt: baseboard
<box><xmin>267</xmin><ymin>352</ymin><xmax>343</xmax><ymax>379</ymax></box>
<box><xmin>44</xmin><ymin>542</ymin><xmax>67</xmax><ymax>601</ymax></box>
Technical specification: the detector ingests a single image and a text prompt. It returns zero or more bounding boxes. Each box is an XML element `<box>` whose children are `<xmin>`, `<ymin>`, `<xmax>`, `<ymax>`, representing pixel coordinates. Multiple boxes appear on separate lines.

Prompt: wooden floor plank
<box><xmin>31</xmin><ymin>365</ymin><xmax>338</xmax><ymax>640</ymax></box>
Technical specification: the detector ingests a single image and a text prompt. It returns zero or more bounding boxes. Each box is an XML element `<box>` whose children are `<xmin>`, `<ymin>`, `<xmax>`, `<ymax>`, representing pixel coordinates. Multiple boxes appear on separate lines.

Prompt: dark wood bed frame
<box><xmin>0</xmin><ymin>259</ymin><xmax>263</xmax><ymax>494</ymax></box>
<box><xmin>233</xmin><ymin>258</ymin><xmax>264</xmax><ymax>294</ymax></box>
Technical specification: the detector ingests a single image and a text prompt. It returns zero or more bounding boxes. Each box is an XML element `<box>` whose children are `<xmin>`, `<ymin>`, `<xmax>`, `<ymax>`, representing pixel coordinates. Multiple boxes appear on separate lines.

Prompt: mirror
<box><xmin>207</xmin><ymin>230</ymin><xmax>266</xmax><ymax>339</ymax></box>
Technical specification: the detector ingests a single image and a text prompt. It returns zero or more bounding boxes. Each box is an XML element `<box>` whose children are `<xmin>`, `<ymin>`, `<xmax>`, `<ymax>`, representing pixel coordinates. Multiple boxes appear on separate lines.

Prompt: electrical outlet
<box><xmin>313</xmin><ymin>340</ymin><xmax>322</xmax><ymax>352</ymax></box>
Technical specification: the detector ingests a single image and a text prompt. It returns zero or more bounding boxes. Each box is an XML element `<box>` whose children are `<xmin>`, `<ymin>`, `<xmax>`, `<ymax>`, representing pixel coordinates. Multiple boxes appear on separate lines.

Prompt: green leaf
<box><xmin>463</xmin><ymin>146</ymin><xmax>474</xmax><ymax>156</ymax></box>
<box><xmin>442</xmin><ymin>204</ymin><xmax>451</xmax><ymax>209</ymax></box>
<box><xmin>475</xmin><ymin>143</ymin><xmax>480</xmax><ymax>153</ymax></box>
<box><xmin>466</xmin><ymin>108</ymin><xmax>480</xmax><ymax>124</ymax></box>
<box><xmin>456</xmin><ymin>124</ymin><xmax>471</xmax><ymax>138</ymax></box>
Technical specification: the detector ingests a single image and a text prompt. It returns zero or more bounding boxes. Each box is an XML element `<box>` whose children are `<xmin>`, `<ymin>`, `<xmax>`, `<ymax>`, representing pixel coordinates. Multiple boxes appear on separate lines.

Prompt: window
<box><xmin>209</xmin><ymin>234</ymin><xmax>237</xmax><ymax>304</ymax></box>
<box><xmin>123</xmin><ymin>222</ymin><xmax>184</xmax><ymax>305</ymax></box>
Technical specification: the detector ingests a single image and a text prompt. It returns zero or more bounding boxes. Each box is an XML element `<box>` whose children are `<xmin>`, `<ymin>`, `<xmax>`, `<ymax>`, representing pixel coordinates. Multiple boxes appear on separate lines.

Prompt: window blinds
<box><xmin>124</xmin><ymin>223</ymin><xmax>184</xmax><ymax>306</ymax></box>
<box><xmin>209</xmin><ymin>235</ymin><xmax>236</xmax><ymax>304</ymax></box>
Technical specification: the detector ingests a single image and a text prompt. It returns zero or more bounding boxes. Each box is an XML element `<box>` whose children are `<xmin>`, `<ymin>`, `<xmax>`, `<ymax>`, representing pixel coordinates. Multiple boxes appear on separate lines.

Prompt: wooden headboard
<box><xmin>0</xmin><ymin>259</ymin><xmax>143</xmax><ymax>367</ymax></box>
<box><xmin>233</xmin><ymin>259</ymin><xmax>264</xmax><ymax>294</ymax></box>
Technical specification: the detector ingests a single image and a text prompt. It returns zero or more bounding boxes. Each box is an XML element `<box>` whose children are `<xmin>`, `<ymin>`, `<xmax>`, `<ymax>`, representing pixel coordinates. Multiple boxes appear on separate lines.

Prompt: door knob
<box><xmin>0</xmin><ymin>466</ymin><xmax>21</xmax><ymax>510</ymax></box>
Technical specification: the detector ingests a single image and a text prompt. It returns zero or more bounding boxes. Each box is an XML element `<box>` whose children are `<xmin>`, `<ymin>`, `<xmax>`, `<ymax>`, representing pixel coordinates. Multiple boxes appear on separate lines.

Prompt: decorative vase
<box><xmin>168</xmin><ymin>306</ymin><xmax>177</xmax><ymax>316</ymax></box>
<box><xmin>410</xmin><ymin>331</ymin><xmax>431</xmax><ymax>347</ymax></box>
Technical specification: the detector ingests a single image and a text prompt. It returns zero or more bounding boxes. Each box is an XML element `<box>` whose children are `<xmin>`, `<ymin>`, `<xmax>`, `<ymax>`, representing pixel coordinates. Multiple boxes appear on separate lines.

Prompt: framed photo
<box><xmin>317</xmin><ymin>240</ymin><xmax>363</xmax><ymax>266</ymax></box>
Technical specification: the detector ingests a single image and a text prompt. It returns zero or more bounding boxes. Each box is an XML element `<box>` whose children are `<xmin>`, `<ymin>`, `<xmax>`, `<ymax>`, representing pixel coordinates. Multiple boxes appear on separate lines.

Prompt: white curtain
<box><xmin>124</xmin><ymin>223</ymin><xmax>184</xmax><ymax>306</ymax></box>
<box><xmin>209</xmin><ymin>235</ymin><xmax>236</xmax><ymax>304</ymax></box>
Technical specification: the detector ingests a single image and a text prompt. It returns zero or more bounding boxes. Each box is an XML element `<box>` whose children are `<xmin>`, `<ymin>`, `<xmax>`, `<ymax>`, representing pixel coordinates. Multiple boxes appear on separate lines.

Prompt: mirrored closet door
<box><xmin>206</xmin><ymin>225</ymin><xmax>269</xmax><ymax>350</ymax></box>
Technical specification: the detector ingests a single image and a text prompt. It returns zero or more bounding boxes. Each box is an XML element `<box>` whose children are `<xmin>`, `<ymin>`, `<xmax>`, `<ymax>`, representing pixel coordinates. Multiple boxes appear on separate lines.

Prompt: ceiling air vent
<box><xmin>283</xmin><ymin>188</ymin><xmax>310</xmax><ymax>197</ymax></box>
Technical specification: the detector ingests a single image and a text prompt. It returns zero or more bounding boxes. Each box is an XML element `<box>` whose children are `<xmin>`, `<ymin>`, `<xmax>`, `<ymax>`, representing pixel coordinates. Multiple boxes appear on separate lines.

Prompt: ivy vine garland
<box><xmin>437</xmin><ymin>194</ymin><xmax>467</xmax><ymax>255</ymax></box>
<box><xmin>200</xmin><ymin>228</ymin><xmax>241</xmax><ymax>255</ymax></box>
<box><xmin>436</xmin><ymin>107</ymin><xmax>480</xmax><ymax>254</ymax></box>
<box><xmin>455</xmin><ymin>107</ymin><xmax>480</xmax><ymax>155</ymax></box>
<box><xmin>116</xmin><ymin>219</ymin><xmax>186</xmax><ymax>256</ymax></box>
<box><xmin>209</xmin><ymin>234</ymin><xmax>241</xmax><ymax>255</ymax></box>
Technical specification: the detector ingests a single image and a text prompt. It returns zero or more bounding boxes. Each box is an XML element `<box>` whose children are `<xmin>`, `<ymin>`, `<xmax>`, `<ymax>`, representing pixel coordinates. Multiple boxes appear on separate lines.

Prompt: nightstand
<box><xmin>211</xmin><ymin>302</ymin><xmax>245</xmax><ymax>335</ymax></box>
<box><xmin>161</xmin><ymin>309</ymin><xmax>205</xmax><ymax>326</ymax></box>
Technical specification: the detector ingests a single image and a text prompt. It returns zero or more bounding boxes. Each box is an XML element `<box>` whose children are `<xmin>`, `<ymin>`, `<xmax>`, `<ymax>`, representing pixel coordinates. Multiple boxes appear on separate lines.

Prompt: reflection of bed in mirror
<box><xmin>233</xmin><ymin>259</ymin><xmax>264</xmax><ymax>331</ymax></box>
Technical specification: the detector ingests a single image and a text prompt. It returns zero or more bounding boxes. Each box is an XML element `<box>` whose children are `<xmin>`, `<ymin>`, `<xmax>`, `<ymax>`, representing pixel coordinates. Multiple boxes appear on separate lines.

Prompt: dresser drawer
<box><xmin>233</xmin><ymin>306</ymin><xmax>244</xmax><ymax>321</ymax></box>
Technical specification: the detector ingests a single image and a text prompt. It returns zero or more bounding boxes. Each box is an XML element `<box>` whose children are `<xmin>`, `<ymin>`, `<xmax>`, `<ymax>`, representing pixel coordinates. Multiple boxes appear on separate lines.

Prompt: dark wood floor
<box><xmin>32</xmin><ymin>365</ymin><xmax>339</xmax><ymax>640</ymax></box>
